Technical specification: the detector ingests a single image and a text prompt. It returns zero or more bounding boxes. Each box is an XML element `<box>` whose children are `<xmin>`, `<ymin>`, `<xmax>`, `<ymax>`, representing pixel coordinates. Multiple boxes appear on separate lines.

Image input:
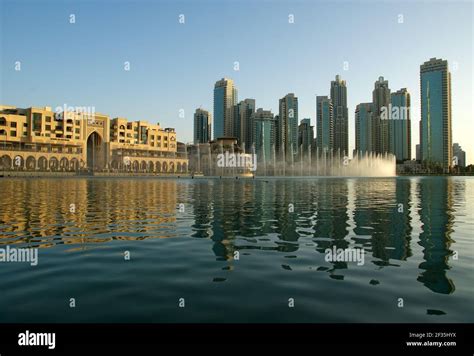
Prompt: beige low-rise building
<box><xmin>0</xmin><ymin>105</ymin><xmax>188</xmax><ymax>173</ymax></box>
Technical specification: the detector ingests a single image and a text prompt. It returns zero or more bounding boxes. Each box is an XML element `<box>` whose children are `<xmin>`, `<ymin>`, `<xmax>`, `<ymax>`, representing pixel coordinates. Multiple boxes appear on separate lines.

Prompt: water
<box><xmin>0</xmin><ymin>176</ymin><xmax>472</xmax><ymax>323</ymax></box>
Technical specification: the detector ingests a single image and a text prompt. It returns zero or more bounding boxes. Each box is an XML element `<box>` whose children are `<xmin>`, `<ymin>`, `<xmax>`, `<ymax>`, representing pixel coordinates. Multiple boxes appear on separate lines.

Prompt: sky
<box><xmin>1</xmin><ymin>0</ymin><xmax>473</xmax><ymax>163</ymax></box>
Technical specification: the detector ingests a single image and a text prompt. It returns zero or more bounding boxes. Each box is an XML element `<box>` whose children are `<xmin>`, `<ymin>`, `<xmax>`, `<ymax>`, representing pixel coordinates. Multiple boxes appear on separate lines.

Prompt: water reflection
<box><xmin>0</xmin><ymin>177</ymin><xmax>468</xmax><ymax>296</ymax></box>
<box><xmin>417</xmin><ymin>178</ymin><xmax>456</xmax><ymax>294</ymax></box>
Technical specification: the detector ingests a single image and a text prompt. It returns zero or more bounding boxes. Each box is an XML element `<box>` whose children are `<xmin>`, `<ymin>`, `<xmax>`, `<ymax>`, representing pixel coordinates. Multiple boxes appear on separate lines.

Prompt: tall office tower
<box><xmin>278</xmin><ymin>93</ymin><xmax>298</xmax><ymax>158</ymax></box>
<box><xmin>330</xmin><ymin>75</ymin><xmax>349</xmax><ymax>155</ymax></box>
<box><xmin>213</xmin><ymin>78</ymin><xmax>238</xmax><ymax>139</ymax></box>
<box><xmin>389</xmin><ymin>88</ymin><xmax>411</xmax><ymax>162</ymax></box>
<box><xmin>372</xmin><ymin>76</ymin><xmax>391</xmax><ymax>154</ymax></box>
<box><xmin>252</xmin><ymin>108</ymin><xmax>276</xmax><ymax>161</ymax></box>
<box><xmin>234</xmin><ymin>99</ymin><xmax>256</xmax><ymax>151</ymax></box>
<box><xmin>420</xmin><ymin>58</ymin><xmax>452</xmax><ymax>171</ymax></box>
<box><xmin>298</xmin><ymin>118</ymin><xmax>314</xmax><ymax>154</ymax></box>
<box><xmin>355</xmin><ymin>103</ymin><xmax>374</xmax><ymax>155</ymax></box>
<box><xmin>416</xmin><ymin>144</ymin><xmax>421</xmax><ymax>161</ymax></box>
<box><xmin>452</xmin><ymin>143</ymin><xmax>466</xmax><ymax>167</ymax></box>
<box><xmin>316</xmin><ymin>96</ymin><xmax>333</xmax><ymax>153</ymax></box>
<box><xmin>193</xmin><ymin>108</ymin><xmax>212</xmax><ymax>144</ymax></box>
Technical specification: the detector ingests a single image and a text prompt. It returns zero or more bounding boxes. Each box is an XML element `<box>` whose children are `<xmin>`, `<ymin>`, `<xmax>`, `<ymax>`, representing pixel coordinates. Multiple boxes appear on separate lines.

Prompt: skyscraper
<box><xmin>355</xmin><ymin>102</ymin><xmax>374</xmax><ymax>155</ymax></box>
<box><xmin>193</xmin><ymin>108</ymin><xmax>211</xmax><ymax>144</ymax></box>
<box><xmin>234</xmin><ymin>99</ymin><xmax>256</xmax><ymax>151</ymax></box>
<box><xmin>373</xmin><ymin>76</ymin><xmax>391</xmax><ymax>154</ymax></box>
<box><xmin>390</xmin><ymin>88</ymin><xmax>411</xmax><ymax>162</ymax></box>
<box><xmin>278</xmin><ymin>93</ymin><xmax>298</xmax><ymax>158</ymax></box>
<box><xmin>316</xmin><ymin>96</ymin><xmax>333</xmax><ymax>153</ymax></box>
<box><xmin>298</xmin><ymin>118</ymin><xmax>314</xmax><ymax>154</ymax></box>
<box><xmin>213</xmin><ymin>78</ymin><xmax>238</xmax><ymax>139</ymax></box>
<box><xmin>330</xmin><ymin>75</ymin><xmax>349</xmax><ymax>156</ymax></box>
<box><xmin>252</xmin><ymin>108</ymin><xmax>276</xmax><ymax>162</ymax></box>
<box><xmin>420</xmin><ymin>58</ymin><xmax>452</xmax><ymax>171</ymax></box>
<box><xmin>452</xmin><ymin>143</ymin><xmax>466</xmax><ymax>168</ymax></box>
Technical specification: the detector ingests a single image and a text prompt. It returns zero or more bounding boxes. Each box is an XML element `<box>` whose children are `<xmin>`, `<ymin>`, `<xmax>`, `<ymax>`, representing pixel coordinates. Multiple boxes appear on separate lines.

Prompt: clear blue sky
<box><xmin>1</xmin><ymin>0</ymin><xmax>472</xmax><ymax>163</ymax></box>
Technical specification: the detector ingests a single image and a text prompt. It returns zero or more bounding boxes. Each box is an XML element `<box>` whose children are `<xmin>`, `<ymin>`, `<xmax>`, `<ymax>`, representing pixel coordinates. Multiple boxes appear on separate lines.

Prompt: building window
<box><xmin>75</xmin><ymin>128</ymin><xmax>80</xmax><ymax>134</ymax></box>
<box><xmin>10</xmin><ymin>131</ymin><xmax>17</xmax><ymax>137</ymax></box>
<box><xmin>75</xmin><ymin>136</ymin><xmax>80</xmax><ymax>140</ymax></box>
<box><xmin>75</xmin><ymin>120</ymin><xmax>80</xmax><ymax>126</ymax></box>
<box><xmin>46</xmin><ymin>125</ymin><xmax>51</xmax><ymax>131</ymax></box>
<box><xmin>45</xmin><ymin>116</ymin><xmax>51</xmax><ymax>122</ymax></box>
<box><xmin>33</xmin><ymin>113</ymin><xmax>42</xmax><ymax>131</ymax></box>
<box><xmin>10</xmin><ymin>122</ymin><xmax>17</xmax><ymax>128</ymax></box>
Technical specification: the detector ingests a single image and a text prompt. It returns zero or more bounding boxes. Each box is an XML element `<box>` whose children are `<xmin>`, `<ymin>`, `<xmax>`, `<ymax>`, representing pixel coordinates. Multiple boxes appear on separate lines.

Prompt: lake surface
<box><xmin>0</xmin><ymin>176</ymin><xmax>472</xmax><ymax>322</ymax></box>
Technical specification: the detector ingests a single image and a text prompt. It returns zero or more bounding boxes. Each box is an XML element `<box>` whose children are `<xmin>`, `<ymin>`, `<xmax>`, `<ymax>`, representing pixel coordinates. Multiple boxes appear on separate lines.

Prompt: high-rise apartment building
<box><xmin>355</xmin><ymin>102</ymin><xmax>374</xmax><ymax>155</ymax></box>
<box><xmin>298</xmin><ymin>118</ymin><xmax>314</xmax><ymax>154</ymax></box>
<box><xmin>390</xmin><ymin>88</ymin><xmax>411</xmax><ymax>162</ymax></box>
<box><xmin>214</xmin><ymin>78</ymin><xmax>238</xmax><ymax>138</ymax></box>
<box><xmin>193</xmin><ymin>108</ymin><xmax>211</xmax><ymax>144</ymax></box>
<box><xmin>252</xmin><ymin>108</ymin><xmax>276</xmax><ymax>161</ymax></box>
<box><xmin>316</xmin><ymin>96</ymin><xmax>333</xmax><ymax>153</ymax></box>
<box><xmin>373</xmin><ymin>76</ymin><xmax>391</xmax><ymax>154</ymax></box>
<box><xmin>330</xmin><ymin>75</ymin><xmax>349</xmax><ymax>155</ymax></box>
<box><xmin>420</xmin><ymin>58</ymin><xmax>452</xmax><ymax>171</ymax></box>
<box><xmin>278</xmin><ymin>93</ymin><xmax>298</xmax><ymax>158</ymax></box>
<box><xmin>234</xmin><ymin>99</ymin><xmax>256</xmax><ymax>151</ymax></box>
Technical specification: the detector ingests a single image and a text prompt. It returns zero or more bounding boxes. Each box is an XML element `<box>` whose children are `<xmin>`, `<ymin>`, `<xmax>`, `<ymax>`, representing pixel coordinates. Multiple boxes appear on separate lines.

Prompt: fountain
<box><xmin>308</xmin><ymin>145</ymin><xmax>312</xmax><ymax>176</ymax></box>
<box><xmin>189</xmin><ymin>140</ymin><xmax>396</xmax><ymax>178</ymax></box>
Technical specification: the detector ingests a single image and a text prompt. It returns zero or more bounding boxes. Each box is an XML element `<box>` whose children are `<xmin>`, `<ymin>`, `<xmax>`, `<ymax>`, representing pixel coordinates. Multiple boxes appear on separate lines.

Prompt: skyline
<box><xmin>1</xmin><ymin>0</ymin><xmax>472</xmax><ymax>163</ymax></box>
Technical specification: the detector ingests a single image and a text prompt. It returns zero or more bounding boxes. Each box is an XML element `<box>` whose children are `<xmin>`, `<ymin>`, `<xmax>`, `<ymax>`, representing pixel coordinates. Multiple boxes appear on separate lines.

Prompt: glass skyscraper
<box><xmin>234</xmin><ymin>99</ymin><xmax>256</xmax><ymax>151</ymax></box>
<box><xmin>252</xmin><ymin>109</ymin><xmax>276</xmax><ymax>162</ymax></box>
<box><xmin>420</xmin><ymin>58</ymin><xmax>452</xmax><ymax>171</ymax></box>
<box><xmin>355</xmin><ymin>102</ymin><xmax>374</xmax><ymax>155</ymax></box>
<box><xmin>390</xmin><ymin>88</ymin><xmax>411</xmax><ymax>162</ymax></box>
<box><xmin>330</xmin><ymin>75</ymin><xmax>349</xmax><ymax>156</ymax></box>
<box><xmin>278</xmin><ymin>93</ymin><xmax>298</xmax><ymax>158</ymax></box>
<box><xmin>372</xmin><ymin>76</ymin><xmax>391</xmax><ymax>154</ymax></box>
<box><xmin>213</xmin><ymin>78</ymin><xmax>238</xmax><ymax>139</ymax></box>
<box><xmin>316</xmin><ymin>96</ymin><xmax>333</xmax><ymax>153</ymax></box>
<box><xmin>298</xmin><ymin>118</ymin><xmax>314</xmax><ymax>154</ymax></box>
<box><xmin>193</xmin><ymin>108</ymin><xmax>211</xmax><ymax>144</ymax></box>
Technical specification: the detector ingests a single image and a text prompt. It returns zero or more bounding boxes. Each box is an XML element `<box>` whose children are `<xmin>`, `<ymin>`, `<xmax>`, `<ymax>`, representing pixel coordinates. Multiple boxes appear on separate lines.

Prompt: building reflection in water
<box><xmin>416</xmin><ymin>178</ymin><xmax>456</xmax><ymax>294</ymax></box>
<box><xmin>0</xmin><ymin>178</ymin><xmax>179</xmax><ymax>249</ymax></box>
<box><xmin>0</xmin><ymin>177</ymin><xmax>460</xmax><ymax>294</ymax></box>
